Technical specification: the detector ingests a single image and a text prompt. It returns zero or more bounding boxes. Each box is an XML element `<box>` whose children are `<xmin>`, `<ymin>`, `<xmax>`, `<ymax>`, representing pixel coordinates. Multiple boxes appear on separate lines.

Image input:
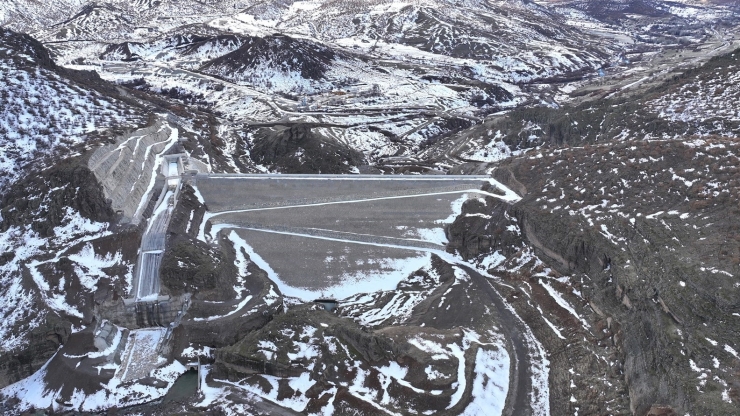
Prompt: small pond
<box><xmin>314</xmin><ymin>299</ymin><xmax>338</xmax><ymax>312</ymax></box>
<box><xmin>162</xmin><ymin>368</ymin><xmax>198</xmax><ymax>403</ymax></box>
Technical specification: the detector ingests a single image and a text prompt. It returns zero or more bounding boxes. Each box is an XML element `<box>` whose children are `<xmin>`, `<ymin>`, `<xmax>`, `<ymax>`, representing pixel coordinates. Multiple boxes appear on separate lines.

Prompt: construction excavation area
<box><xmin>45</xmin><ymin>116</ymin><xmax>533</xmax><ymax>414</ymax></box>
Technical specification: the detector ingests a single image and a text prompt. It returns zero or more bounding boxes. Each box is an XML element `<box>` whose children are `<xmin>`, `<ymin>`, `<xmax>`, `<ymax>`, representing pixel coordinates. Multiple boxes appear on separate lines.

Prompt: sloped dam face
<box><xmin>195</xmin><ymin>174</ymin><xmax>494</xmax><ymax>300</ymax></box>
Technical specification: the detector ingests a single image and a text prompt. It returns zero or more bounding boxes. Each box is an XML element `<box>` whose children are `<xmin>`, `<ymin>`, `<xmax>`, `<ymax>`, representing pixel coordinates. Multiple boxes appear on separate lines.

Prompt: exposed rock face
<box><xmin>0</xmin><ymin>159</ymin><xmax>114</xmax><ymax>236</ymax></box>
<box><xmin>0</xmin><ymin>158</ymin><xmax>119</xmax><ymax>386</ymax></box>
<box><xmin>0</xmin><ymin>318</ymin><xmax>71</xmax><ymax>387</ymax></box>
<box><xmin>99</xmin><ymin>41</ymin><xmax>148</xmax><ymax>61</ymax></box>
<box><xmin>0</xmin><ymin>159</ymin><xmax>130</xmax><ymax>386</ymax></box>
<box><xmin>87</xmin><ymin>118</ymin><xmax>178</xmax><ymax>223</ymax></box>
<box><xmin>159</xmin><ymin>184</ymin><xmax>237</xmax><ymax>299</ymax></box>
<box><xmin>446</xmin><ymin>197</ymin><xmax>522</xmax><ymax>261</ymax></box>
<box><xmin>171</xmin><ymin>261</ymin><xmax>282</xmax><ymax>352</ymax></box>
<box><xmin>160</xmin><ymin>241</ymin><xmax>235</xmax><ymax>298</ymax></box>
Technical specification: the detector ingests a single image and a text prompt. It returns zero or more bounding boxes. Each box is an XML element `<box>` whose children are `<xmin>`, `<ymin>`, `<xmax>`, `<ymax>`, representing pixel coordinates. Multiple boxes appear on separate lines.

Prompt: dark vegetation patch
<box><xmin>201</xmin><ymin>34</ymin><xmax>337</xmax><ymax>81</ymax></box>
<box><xmin>117</xmin><ymin>77</ymin><xmax>209</xmax><ymax>106</ymax></box>
<box><xmin>0</xmin><ymin>27</ymin><xmax>56</xmax><ymax>69</ymax></box>
<box><xmin>248</xmin><ymin>123</ymin><xmax>365</xmax><ymax>174</ymax></box>
<box><xmin>469</xmin><ymin>84</ymin><xmax>515</xmax><ymax>108</ymax></box>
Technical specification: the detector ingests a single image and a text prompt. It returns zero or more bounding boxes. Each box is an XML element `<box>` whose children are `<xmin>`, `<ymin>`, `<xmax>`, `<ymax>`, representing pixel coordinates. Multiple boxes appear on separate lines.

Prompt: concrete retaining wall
<box><xmin>96</xmin><ymin>294</ymin><xmax>191</xmax><ymax>330</ymax></box>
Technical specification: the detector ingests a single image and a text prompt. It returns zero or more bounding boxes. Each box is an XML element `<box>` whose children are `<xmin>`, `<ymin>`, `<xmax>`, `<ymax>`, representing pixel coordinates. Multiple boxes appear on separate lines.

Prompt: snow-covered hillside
<box><xmin>0</xmin><ymin>29</ymin><xmax>143</xmax><ymax>191</ymax></box>
<box><xmin>647</xmin><ymin>52</ymin><xmax>740</xmax><ymax>133</ymax></box>
<box><xmin>2</xmin><ymin>0</ymin><xmax>734</xmax><ymax>176</ymax></box>
<box><xmin>0</xmin><ymin>30</ymin><xmax>150</xmax><ymax>392</ymax></box>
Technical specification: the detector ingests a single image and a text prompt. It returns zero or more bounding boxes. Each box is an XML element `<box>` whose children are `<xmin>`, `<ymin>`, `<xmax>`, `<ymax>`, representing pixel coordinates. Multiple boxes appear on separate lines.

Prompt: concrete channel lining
<box><xmin>191</xmin><ymin>174</ymin><xmax>499</xmax><ymax>299</ymax></box>
<box><xmin>201</xmin><ymin>174</ymin><xmax>492</xmax><ymax>179</ymax></box>
<box><xmin>209</xmin><ymin>191</ymin><xmax>483</xmax><ymax>252</ymax></box>
<box><xmin>130</xmin><ymin>174</ymin><xmax>182</xmax><ymax>301</ymax></box>
<box><xmin>232</xmin><ymin>227</ymin><xmax>431</xmax><ymax>296</ymax></box>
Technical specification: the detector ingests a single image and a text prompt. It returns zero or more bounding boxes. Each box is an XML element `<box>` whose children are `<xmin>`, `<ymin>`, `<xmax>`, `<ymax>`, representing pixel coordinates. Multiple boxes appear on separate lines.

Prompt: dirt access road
<box><xmin>461</xmin><ymin>265</ymin><xmax>535</xmax><ymax>416</ymax></box>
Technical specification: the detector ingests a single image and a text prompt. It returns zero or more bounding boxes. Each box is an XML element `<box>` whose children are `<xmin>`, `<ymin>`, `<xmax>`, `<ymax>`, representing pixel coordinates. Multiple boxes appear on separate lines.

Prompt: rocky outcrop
<box><xmin>159</xmin><ymin>183</ymin><xmax>238</xmax><ymax>299</ymax></box>
<box><xmin>446</xmin><ymin>197</ymin><xmax>522</xmax><ymax>261</ymax></box>
<box><xmin>0</xmin><ymin>158</ymin><xmax>114</xmax><ymax>236</ymax></box>
<box><xmin>0</xmin><ymin>317</ymin><xmax>72</xmax><ymax>387</ymax></box>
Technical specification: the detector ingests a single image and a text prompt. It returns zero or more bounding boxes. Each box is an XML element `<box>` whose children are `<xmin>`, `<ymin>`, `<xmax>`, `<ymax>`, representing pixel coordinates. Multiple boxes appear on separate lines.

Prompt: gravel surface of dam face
<box><xmin>196</xmin><ymin>174</ymin><xmax>492</xmax><ymax>299</ymax></box>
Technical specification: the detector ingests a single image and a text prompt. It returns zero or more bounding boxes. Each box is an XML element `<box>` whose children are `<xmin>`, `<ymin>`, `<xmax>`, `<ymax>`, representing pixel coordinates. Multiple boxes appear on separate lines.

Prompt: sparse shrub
<box><xmin>690</xmin><ymin>200</ymin><xmax>710</xmax><ymax>211</ymax></box>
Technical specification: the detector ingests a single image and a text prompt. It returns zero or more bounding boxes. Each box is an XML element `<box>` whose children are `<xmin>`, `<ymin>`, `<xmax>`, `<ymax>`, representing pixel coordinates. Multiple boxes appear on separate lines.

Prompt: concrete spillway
<box><xmin>88</xmin><ymin>117</ymin><xmax>185</xmax><ymax>301</ymax></box>
<box><xmin>134</xmin><ymin>181</ymin><xmax>179</xmax><ymax>300</ymax></box>
<box><xmin>135</xmin><ymin>251</ymin><xmax>162</xmax><ymax>300</ymax></box>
